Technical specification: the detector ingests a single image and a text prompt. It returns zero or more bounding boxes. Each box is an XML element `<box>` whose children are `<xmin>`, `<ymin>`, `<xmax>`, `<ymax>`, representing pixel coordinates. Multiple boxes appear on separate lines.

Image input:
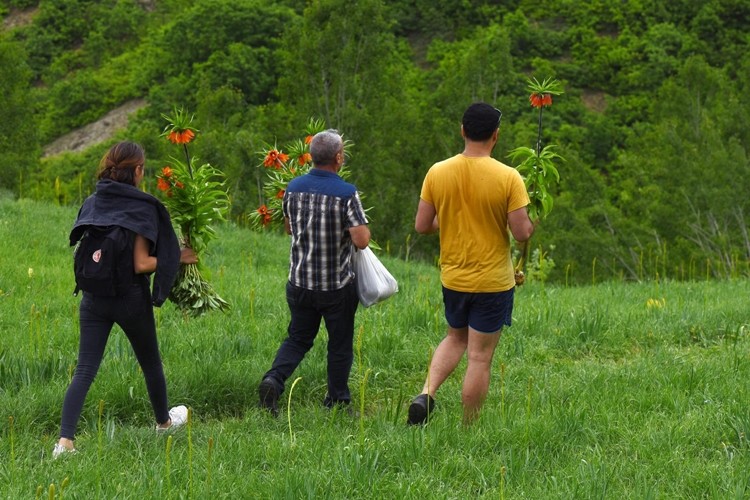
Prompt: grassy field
<box><xmin>1</xmin><ymin>197</ymin><xmax>750</xmax><ymax>498</ymax></box>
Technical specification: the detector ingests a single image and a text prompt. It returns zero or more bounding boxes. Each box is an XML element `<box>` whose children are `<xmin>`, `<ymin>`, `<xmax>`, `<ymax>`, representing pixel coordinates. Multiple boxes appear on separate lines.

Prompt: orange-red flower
<box><xmin>276</xmin><ymin>189</ymin><xmax>285</xmax><ymax>199</ymax></box>
<box><xmin>304</xmin><ymin>135</ymin><xmax>313</xmax><ymax>145</ymax></box>
<box><xmin>157</xmin><ymin>177</ymin><xmax>171</xmax><ymax>192</ymax></box>
<box><xmin>168</xmin><ymin>129</ymin><xmax>195</xmax><ymax>144</ymax></box>
<box><xmin>257</xmin><ymin>205</ymin><xmax>273</xmax><ymax>226</ymax></box>
<box><xmin>175</xmin><ymin>181</ymin><xmax>185</xmax><ymax>189</ymax></box>
<box><xmin>263</xmin><ymin>149</ymin><xmax>289</xmax><ymax>169</ymax></box>
<box><xmin>530</xmin><ymin>92</ymin><xmax>553</xmax><ymax>108</ymax></box>
<box><xmin>298</xmin><ymin>152</ymin><xmax>312</xmax><ymax>166</ymax></box>
<box><xmin>263</xmin><ymin>150</ymin><xmax>278</xmax><ymax>167</ymax></box>
<box><xmin>162</xmin><ymin>166</ymin><xmax>173</xmax><ymax>178</ymax></box>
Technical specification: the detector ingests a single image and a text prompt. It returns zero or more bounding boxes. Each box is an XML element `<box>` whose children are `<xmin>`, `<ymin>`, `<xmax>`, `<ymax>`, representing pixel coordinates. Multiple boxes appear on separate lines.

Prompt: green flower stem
<box><xmin>183</xmin><ymin>143</ymin><xmax>193</xmax><ymax>179</ymax></box>
<box><xmin>169</xmin><ymin>263</ymin><xmax>230</xmax><ymax>317</ymax></box>
<box><xmin>536</xmin><ymin>105</ymin><xmax>544</xmax><ymax>156</ymax></box>
<box><xmin>516</xmin><ymin>239</ymin><xmax>530</xmax><ymax>273</ymax></box>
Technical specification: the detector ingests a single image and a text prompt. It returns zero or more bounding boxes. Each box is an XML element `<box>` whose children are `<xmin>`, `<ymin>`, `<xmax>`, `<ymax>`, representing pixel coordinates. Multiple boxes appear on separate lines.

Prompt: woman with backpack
<box><xmin>54</xmin><ymin>141</ymin><xmax>196</xmax><ymax>458</ymax></box>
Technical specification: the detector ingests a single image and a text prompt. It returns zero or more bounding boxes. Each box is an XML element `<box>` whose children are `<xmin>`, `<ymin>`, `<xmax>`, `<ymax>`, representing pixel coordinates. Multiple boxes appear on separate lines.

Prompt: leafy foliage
<box><xmin>156</xmin><ymin>108</ymin><xmax>231</xmax><ymax>316</ymax></box>
<box><xmin>4</xmin><ymin>0</ymin><xmax>750</xmax><ymax>283</ymax></box>
<box><xmin>157</xmin><ymin>158</ymin><xmax>229</xmax><ymax>256</ymax></box>
<box><xmin>249</xmin><ymin>118</ymin><xmax>358</xmax><ymax>231</ymax></box>
<box><xmin>0</xmin><ymin>38</ymin><xmax>38</xmax><ymax>191</ymax></box>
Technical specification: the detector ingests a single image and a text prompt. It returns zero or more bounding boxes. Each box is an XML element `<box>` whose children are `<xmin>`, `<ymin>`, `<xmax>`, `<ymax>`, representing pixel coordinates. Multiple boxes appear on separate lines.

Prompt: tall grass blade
<box><xmin>188</xmin><ymin>407</ymin><xmax>193</xmax><ymax>499</ymax></box>
<box><xmin>287</xmin><ymin>377</ymin><xmax>302</xmax><ymax>444</ymax></box>
<box><xmin>165</xmin><ymin>435</ymin><xmax>173</xmax><ymax>499</ymax></box>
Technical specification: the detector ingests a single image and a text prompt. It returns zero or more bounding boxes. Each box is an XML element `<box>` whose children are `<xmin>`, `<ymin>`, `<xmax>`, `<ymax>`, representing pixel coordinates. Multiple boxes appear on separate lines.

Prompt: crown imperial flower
<box><xmin>511</xmin><ymin>77</ymin><xmax>565</xmax><ymax>285</ymax></box>
<box><xmin>251</xmin><ymin>118</ymin><xmax>368</xmax><ymax>231</ymax></box>
<box><xmin>157</xmin><ymin>107</ymin><xmax>230</xmax><ymax>316</ymax></box>
<box><xmin>530</xmin><ymin>92</ymin><xmax>553</xmax><ymax>108</ymax></box>
<box><xmin>263</xmin><ymin>149</ymin><xmax>289</xmax><ymax>169</ymax></box>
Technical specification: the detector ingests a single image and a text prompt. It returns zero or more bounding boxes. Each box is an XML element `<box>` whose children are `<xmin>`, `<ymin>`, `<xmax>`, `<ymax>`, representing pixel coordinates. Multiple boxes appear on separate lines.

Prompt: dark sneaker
<box><xmin>322</xmin><ymin>395</ymin><xmax>356</xmax><ymax>417</ymax></box>
<box><xmin>326</xmin><ymin>402</ymin><xmax>360</xmax><ymax>418</ymax></box>
<box><xmin>407</xmin><ymin>393</ymin><xmax>436</xmax><ymax>425</ymax></box>
<box><xmin>259</xmin><ymin>377</ymin><xmax>279</xmax><ymax>417</ymax></box>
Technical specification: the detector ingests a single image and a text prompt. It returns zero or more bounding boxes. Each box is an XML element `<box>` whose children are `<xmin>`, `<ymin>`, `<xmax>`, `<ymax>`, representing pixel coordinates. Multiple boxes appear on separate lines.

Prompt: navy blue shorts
<box><xmin>442</xmin><ymin>286</ymin><xmax>514</xmax><ymax>334</ymax></box>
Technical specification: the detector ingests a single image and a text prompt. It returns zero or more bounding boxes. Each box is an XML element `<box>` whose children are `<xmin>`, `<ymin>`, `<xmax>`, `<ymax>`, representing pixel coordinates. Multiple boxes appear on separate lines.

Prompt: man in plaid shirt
<box><xmin>259</xmin><ymin>129</ymin><xmax>371</xmax><ymax>416</ymax></box>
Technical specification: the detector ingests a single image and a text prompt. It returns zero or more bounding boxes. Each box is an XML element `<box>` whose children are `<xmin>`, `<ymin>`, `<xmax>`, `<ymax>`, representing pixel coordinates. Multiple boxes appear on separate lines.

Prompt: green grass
<box><xmin>1</xmin><ymin>197</ymin><xmax>750</xmax><ymax>498</ymax></box>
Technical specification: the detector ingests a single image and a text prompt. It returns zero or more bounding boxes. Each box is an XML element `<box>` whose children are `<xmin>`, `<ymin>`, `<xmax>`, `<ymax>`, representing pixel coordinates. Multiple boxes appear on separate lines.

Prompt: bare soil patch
<box><xmin>581</xmin><ymin>89</ymin><xmax>607</xmax><ymax>113</ymax></box>
<box><xmin>43</xmin><ymin>99</ymin><xmax>148</xmax><ymax>157</ymax></box>
<box><xmin>2</xmin><ymin>6</ymin><xmax>37</xmax><ymax>31</ymax></box>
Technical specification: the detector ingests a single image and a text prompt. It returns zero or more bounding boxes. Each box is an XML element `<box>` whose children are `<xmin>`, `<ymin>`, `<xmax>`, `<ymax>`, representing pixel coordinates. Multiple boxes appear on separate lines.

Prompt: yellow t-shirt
<box><xmin>420</xmin><ymin>154</ymin><xmax>530</xmax><ymax>292</ymax></box>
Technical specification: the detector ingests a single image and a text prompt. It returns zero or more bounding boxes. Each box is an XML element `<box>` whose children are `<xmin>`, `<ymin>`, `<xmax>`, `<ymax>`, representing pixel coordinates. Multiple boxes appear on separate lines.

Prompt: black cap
<box><xmin>462</xmin><ymin>102</ymin><xmax>502</xmax><ymax>141</ymax></box>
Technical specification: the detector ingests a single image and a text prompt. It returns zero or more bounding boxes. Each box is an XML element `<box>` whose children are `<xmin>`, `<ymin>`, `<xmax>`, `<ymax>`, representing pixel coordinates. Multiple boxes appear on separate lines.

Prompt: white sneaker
<box><xmin>169</xmin><ymin>405</ymin><xmax>189</xmax><ymax>428</ymax></box>
<box><xmin>52</xmin><ymin>443</ymin><xmax>76</xmax><ymax>459</ymax></box>
<box><xmin>156</xmin><ymin>405</ymin><xmax>189</xmax><ymax>432</ymax></box>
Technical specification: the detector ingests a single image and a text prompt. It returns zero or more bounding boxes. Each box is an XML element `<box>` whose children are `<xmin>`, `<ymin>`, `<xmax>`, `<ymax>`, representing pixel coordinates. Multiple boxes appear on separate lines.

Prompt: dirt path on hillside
<box><xmin>2</xmin><ymin>6</ymin><xmax>37</xmax><ymax>31</ymax></box>
<box><xmin>42</xmin><ymin>99</ymin><xmax>148</xmax><ymax>157</ymax></box>
<box><xmin>4</xmin><ymin>8</ymin><xmax>149</xmax><ymax>158</ymax></box>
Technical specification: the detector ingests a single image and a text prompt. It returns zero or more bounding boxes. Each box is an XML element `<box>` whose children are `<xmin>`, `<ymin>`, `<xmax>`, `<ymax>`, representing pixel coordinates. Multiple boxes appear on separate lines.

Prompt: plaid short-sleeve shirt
<box><xmin>283</xmin><ymin>169</ymin><xmax>368</xmax><ymax>291</ymax></box>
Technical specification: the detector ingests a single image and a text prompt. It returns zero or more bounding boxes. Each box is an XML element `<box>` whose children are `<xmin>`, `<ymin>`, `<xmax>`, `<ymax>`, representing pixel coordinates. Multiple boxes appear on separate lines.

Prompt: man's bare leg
<box><xmin>421</xmin><ymin>326</ymin><xmax>468</xmax><ymax>396</ymax></box>
<box><xmin>462</xmin><ymin>327</ymin><xmax>501</xmax><ymax>424</ymax></box>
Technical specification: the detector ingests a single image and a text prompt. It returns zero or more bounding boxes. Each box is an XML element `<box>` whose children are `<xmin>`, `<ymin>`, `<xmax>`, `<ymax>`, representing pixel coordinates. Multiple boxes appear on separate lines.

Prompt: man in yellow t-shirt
<box><xmin>409</xmin><ymin>102</ymin><xmax>535</xmax><ymax>425</ymax></box>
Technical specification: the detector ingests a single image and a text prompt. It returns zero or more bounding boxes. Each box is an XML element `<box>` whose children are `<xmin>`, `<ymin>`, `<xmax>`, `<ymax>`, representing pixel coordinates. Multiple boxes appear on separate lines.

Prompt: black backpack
<box><xmin>73</xmin><ymin>225</ymin><xmax>136</xmax><ymax>296</ymax></box>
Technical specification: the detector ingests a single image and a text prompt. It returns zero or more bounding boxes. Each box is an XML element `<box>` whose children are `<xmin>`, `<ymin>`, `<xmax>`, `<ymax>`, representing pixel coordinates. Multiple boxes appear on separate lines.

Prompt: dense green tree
<box><xmin>20</xmin><ymin>0</ymin><xmax>99</xmax><ymax>75</ymax></box>
<box><xmin>38</xmin><ymin>70</ymin><xmax>110</xmax><ymax>143</ymax></box>
<box><xmin>1</xmin><ymin>0</ymin><xmax>38</xmax><ymax>11</ymax></box>
<box><xmin>0</xmin><ymin>38</ymin><xmax>38</xmax><ymax>194</ymax></box>
<box><xmin>426</xmin><ymin>23</ymin><xmax>519</xmax><ymax>158</ymax></box>
<box><xmin>275</xmin><ymin>0</ymin><xmax>426</xmax><ymax>250</ymax></box>
<box><xmin>5</xmin><ymin>0</ymin><xmax>750</xmax><ymax>280</ymax></box>
<box><xmin>154</xmin><ymin>0</ymin><xmax>293</xmax><ymax>77</ymax></box>
<box><xmin>608</xmin><ymin>56</ymin><xmax>749</xmax><ymax>278</ymax></box>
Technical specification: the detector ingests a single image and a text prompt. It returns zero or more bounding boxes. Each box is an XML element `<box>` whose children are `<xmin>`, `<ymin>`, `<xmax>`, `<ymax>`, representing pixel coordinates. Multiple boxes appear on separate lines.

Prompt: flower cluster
<box><xmin>256</xmin><ymin>204</ymin><xmax>272</xmax><ymax>226</ymax></box>
<box><xmin>262</xmin><ymin>149</ymin><xmax>289</xmax><ymax>169</ymax></box>
<box><xmin>646</xmin><ymin>297</ymin><xmax>666</xmax><ymax>309</ymax></box>
<box><xmin>249</xmin><ymin>119</ymin><xmax>366</xmax><ymax>232</ymax></box>
<box><xmin>529</xmin><ymin>92</ymin><xmax>553</xmax><ymax>108</ymax></box>
<box><xmin>250</xmin><ymin>119</ymin><xmax>334</xmax><ymax>230</ymax></box>
<box><xmin>510</xmin><ymin>77</ymin><xmax>565</xmax><ymax>223</ymax></box>
<box><xmin>162</xmin><ymin>107</ymin><xmax>198</xmax><ymax>146</ymax></box>
<box><xmin>157</xmin><ymin>108</ymin><xmax>231</xmax><ymax>316</ymax></box>
<box><xmin>156</xmin><ymin>166</ymin><xmax>184</xmax><ymax>196</ymax></box>
<box><xmin>168</xmin><ymin>129</ymin><xmax>196</xmax><ymax>144</ymax></box>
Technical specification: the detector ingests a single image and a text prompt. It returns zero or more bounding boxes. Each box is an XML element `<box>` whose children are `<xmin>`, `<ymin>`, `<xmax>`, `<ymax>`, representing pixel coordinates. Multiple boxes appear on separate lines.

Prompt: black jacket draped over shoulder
<box><xmin>70</xmin><ymin>179</ymin><xmax>181</xmax><ymax>307</ymax></box>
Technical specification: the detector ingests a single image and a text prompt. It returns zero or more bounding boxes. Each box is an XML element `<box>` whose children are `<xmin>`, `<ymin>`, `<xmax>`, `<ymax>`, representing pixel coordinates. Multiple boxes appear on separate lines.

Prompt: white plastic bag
<box><xmin>353</xmin><ymin>247</ymin><xmax>398</xmax><ymax>307</ymax></box>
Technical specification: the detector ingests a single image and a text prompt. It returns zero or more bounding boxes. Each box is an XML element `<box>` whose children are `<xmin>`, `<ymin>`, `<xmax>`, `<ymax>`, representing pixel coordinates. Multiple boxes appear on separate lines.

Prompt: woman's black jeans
<box><xmin>59</xmin><ymin>282</ymin><xmax>169</xmax><ymax>439</ymax></box>
<box><xmin>263</xmin><ymin>280</ymin><xmax>359</xmax><ymax>406</ymax></box>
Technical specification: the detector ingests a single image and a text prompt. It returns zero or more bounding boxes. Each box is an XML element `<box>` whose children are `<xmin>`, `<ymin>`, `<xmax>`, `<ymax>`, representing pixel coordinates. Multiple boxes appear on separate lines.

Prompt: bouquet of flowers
<box><xmin>509</xmin><ymin>77</ymin><xmax>565</xmax><ymax>285</ymax></box>
<box><xmin>157</xmin><ymin>107</ymin><xmax>231</xmax><ymax>315</ymax></box>
<box><xmin>249</xmin><ymin>118</ymin><xmax>355</xmax><ymax>231</ymax></box>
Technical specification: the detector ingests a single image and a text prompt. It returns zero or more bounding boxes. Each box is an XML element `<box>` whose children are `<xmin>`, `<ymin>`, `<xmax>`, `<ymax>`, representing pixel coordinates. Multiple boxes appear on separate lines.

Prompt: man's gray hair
<box><xmin>310</xmin><ymin>129</ymin><xmax>343</xmax><ymax>166</ymax></box>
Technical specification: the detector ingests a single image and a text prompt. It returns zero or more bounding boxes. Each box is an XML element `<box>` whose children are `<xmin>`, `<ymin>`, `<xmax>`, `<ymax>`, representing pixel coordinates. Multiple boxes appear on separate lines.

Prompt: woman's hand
<box><xmin>180</xmin><ymin>247</ymin><xmax>198</xmax><ymax>265</ymax></box>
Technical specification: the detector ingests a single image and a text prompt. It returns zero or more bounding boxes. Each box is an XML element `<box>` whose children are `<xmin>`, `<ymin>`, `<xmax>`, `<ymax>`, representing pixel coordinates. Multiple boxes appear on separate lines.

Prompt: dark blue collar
<box><xmin>310</xmin><ymin>168</ymin><xmax>341</xmax><ymax>179</ymax></box>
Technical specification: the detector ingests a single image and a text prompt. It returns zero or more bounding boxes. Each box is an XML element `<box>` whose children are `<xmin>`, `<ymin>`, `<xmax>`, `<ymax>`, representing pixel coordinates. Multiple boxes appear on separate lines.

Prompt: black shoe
<box><xmin>323</xmin><ymin>396</ymin><xmax>359</xmax><ymax>417</ymax></box>
<box><xmin>407</xmin><ymin>394</ymin><xmax>436</xmax><ymax>425</ymax></box>
<box><xmin>259</xmin><ymin>377</ymin><xmax>279</xmax><ymax>417</ymax></box>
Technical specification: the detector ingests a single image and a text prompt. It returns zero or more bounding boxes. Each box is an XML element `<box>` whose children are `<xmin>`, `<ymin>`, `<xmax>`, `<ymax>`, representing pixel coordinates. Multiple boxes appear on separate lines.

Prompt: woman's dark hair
<box><xmin>97</xmin><ymin>141</ymin><xmax>145</xmax><ymax>186</ymax></box>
